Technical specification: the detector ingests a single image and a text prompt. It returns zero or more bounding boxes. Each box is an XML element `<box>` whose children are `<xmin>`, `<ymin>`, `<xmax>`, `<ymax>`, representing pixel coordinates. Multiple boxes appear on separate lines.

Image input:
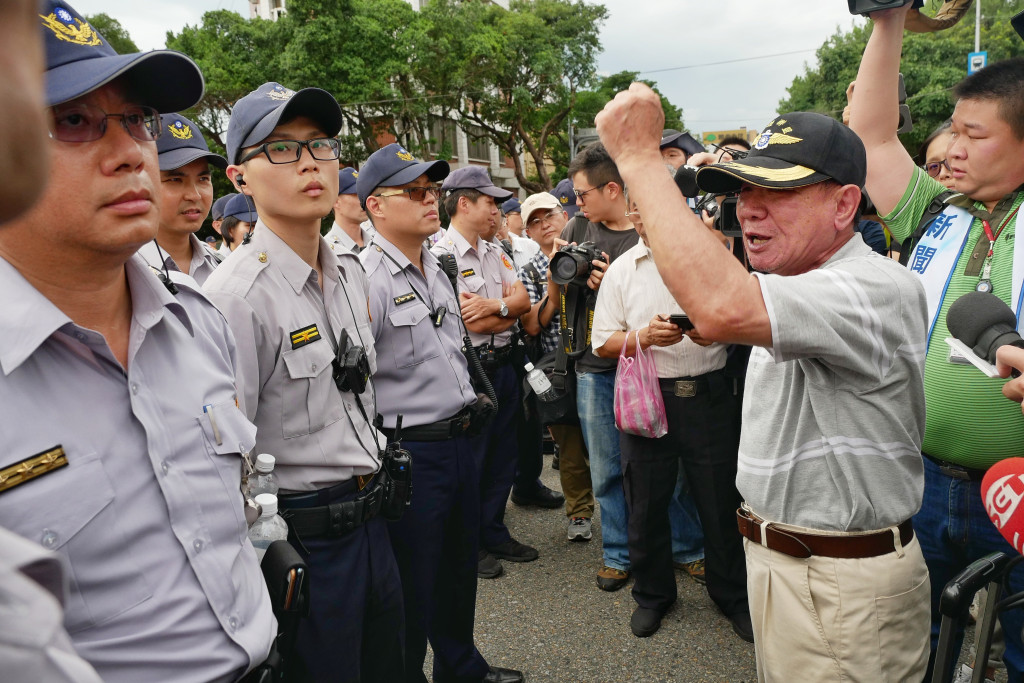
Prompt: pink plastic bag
<box><xmin>614</xmin><ymin>330</ymin><xmax>668</xmax><ymax>438</ymax></box>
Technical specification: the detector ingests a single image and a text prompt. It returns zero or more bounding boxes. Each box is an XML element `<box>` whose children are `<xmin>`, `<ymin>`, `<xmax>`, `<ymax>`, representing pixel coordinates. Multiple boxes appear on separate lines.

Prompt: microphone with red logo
<box><xmin>982</xmin><ymin>458</ymin><xmax>1024</xmax><ymax>555</ymax></box>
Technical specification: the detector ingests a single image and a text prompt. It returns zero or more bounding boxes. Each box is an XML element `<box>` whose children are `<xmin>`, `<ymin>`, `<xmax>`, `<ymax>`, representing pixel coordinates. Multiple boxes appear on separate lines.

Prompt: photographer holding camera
<box><xmin>558</xmin><ymin>143</ymin><xmax>705</xmax><ymax>592</ymax></box>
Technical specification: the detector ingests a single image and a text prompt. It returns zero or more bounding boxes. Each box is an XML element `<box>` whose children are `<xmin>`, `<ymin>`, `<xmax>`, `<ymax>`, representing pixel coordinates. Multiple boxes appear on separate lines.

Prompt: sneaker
<box><xmin>675</xmin><ymin>558</ymin><xmax>706</xmax><ymax>585</ymax></box>
<box><xmin>597</xmin><ymin>566</ymin><xmax>630</xmax><ymax>592</ymax></box>
<box><xmin>477</xmin><ymin>550</ymin><xmax>503</xmax><ymax>579</ymax></box>
<box><xmin>487</xmin><ymin>539</ymin><xmax>539</xmax><ymax>562</ymax></box>
<box><xmin>567</xmin><ymin>517</ymin><xmax>593</xmax><ymax>542</ymax></box>
<box><xmin>953</xmin><ymin>663</ymin><xmax>995</xmax><ymax>683</ymax></box>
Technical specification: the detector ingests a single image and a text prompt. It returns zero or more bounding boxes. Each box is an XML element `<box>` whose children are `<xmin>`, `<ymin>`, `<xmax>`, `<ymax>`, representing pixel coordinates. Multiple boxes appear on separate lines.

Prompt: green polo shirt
<box><xmin>884</xmin><ymin>167</ymin><xmax>1024</xmax><ymax>468</ymax></box>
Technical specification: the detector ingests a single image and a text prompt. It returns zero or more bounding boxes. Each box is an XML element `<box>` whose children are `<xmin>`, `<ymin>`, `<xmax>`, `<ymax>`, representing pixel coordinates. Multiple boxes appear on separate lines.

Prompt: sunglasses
<box><xmin>374</xmin><ymin>186</ymin><xmax>442</xmax><ymax>202</ymax></box>
<box><xmin>924</xmin><ymin>159</ymin><xmax>951</xmax><ymax>178</ymax></box>
<box><xmin>49</xmin><ymin>103</ymin><xmax>161</xmax><ymax>143</ymax></box>
<box><xmin>240</xmin><ymin>138</ymin><xmax>341</xmax><ymax>165</ymax></box>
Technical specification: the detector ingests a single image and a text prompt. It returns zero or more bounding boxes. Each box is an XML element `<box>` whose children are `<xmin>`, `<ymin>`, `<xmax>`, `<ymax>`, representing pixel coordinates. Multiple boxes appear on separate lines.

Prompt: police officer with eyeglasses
<box><xmin>204</xmin><ymin>82</ymin><xmax>403</xmax><ymax>682</ymax></box>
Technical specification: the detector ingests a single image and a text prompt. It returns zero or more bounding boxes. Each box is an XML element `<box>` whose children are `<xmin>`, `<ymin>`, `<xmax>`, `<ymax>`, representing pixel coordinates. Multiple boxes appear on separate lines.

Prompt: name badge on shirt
<box><xmin>0</xmin><ymin>446</ymin><xmax>68</xmax><ymax>495</ymax></box>
<box><xmin>290</xmin><ymin>324</ymin><xmax>321</xmax><ymax>349</ymax></box>
<box><xmin>393</xmin><ymin>292</ymin><xmax>417</xmax><ymax>306</ymax></box>
<box><xmin>460</xmin><ymin>268</ymin><xmax>476</xmax><ymax>278</ymax></box>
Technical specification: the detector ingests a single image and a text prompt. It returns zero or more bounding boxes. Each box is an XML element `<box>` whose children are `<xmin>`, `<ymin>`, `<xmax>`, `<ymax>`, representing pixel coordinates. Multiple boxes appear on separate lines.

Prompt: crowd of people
<box><xmin>7</xmin><ymin>1</ymin><xmax>1024</xmax><ymax>682</ymax></box>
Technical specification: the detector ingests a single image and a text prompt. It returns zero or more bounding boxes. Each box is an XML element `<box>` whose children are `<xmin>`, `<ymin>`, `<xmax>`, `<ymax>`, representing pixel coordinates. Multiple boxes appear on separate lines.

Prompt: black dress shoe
<box><xmin>630</xmin><ymin>606</ymin><xmax>663</xmax><ymax>638</ymax></box>
<box><xmin>477</xmin><ymin>550</ymin><xmax>503</xmax><ymax>579</ymax></box>
<box><xmin>729</xmin><ymin>611</ymin><xmax>754</xmax><ymax>643</ymax></box>
<box><xmin>511</xmin><ymin>484</ymin><xmax>564</xmax><ymax>509</ymax></box>
<box><xmin>487</xmin><ymin>539</ymin><xmax>539</xmax><ymax>562</ymax></box>
<box><xmin>483</xmin><ymin>667</ymin><xmax>525</xmax><ymax>683</ymax></box>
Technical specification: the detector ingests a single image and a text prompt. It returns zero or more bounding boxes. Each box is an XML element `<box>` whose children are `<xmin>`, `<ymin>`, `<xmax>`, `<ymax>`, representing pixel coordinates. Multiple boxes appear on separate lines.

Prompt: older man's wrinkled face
<box><xmin>737</xmin><ymin>182</ymin><xmax>849</xmax><ymax>276</ymax></box>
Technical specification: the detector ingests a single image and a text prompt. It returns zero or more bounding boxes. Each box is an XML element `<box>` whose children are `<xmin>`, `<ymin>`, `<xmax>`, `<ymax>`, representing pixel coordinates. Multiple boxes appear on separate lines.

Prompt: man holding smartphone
<box><xmin>591</xmin><ymin>185</ymin><xmax>748</xmax><ymax>641</ymax></box>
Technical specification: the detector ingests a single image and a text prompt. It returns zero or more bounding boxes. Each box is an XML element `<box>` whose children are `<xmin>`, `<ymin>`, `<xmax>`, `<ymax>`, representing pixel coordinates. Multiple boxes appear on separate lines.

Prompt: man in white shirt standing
<box><xmin>592</xmin><ymin>188</ymin><xmax>748</xmax><ymax>641</ymax></box>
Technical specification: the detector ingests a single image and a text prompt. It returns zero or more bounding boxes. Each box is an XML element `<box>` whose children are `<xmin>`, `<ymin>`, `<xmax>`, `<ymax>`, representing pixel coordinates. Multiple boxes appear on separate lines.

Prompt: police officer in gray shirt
<box><xmin>204</xmin><ymin>82</ymin><xmax>403</xmax><ymax>682</ymax></box>
<box><xmin>137</xmin><ymin>113</ymin><xmax>226</xmax><ymax>285</ymax></box>
<box><xmin>0</xmin><ymin>4</ymin><xmax>276</xmax><ymax>681</ymax></box>
<box><xmin>358</xmin><ymin>144</ymin><xmax>525</xmax><ymax>683</ymax></box>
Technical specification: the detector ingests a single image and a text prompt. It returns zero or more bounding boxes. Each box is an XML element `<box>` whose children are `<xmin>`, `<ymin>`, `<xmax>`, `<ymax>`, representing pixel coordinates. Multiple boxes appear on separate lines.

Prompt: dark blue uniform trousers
<box><xmin>479</xmin><ymin>363</ymin><xmax>520</xmax><ymax>549</ymax></box>
<box><xmin>388</xmin><ymin>434</ymin><xmax>490</xmax><ymax>683</ymax></box>
<box><xmin>289</xmin><ymin>503</ymin><xmax>405</xmax><ymax>683</ymax></box>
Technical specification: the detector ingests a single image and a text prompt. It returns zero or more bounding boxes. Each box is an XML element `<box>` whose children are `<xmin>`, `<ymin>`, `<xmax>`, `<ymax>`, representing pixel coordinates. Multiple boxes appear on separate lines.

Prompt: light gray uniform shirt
<box><xmin>0</xmin><ymin>527</ymin><xmax>102</xmax><ymax>683</ymax></box>
<box><xmin>361</xmin><ymin>234</ymin><xmax>477</xmax><ymax>429</ymax></box>
<box><xmin>737</xmin><ymin>235</ymin><xmax>928</xmax><ymax>531</ymax></box>
<box><xmin>204</xmin><ymin>222</ymin><xmax>381</xmax><ymax>492</ymax></box>
<box><xmin>430</xmin><ymin>226</ymin><xmax>518</xmax><ymax>348</ymax></box>
<box><xmin>0</xmin><ymin>255</ymin><xmax>275</xmax><ymax>682</ymax></box>
<box><xmin>509</xmin><ymin>233</ymin><xmax>540</xmax><ymax>271</ymax></box>
<box><xmin>325</xmin><ymin>221</ymin><xmax>374</xmax><ymax>255</ymax></box>
<box><xmin>137</xmin><ymin>233</ymin><xmax>221</xmax><ymax>285</ymax></box>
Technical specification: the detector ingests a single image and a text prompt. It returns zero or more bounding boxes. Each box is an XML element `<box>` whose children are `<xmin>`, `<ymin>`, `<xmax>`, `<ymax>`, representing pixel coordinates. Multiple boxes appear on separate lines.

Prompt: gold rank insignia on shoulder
<box><xmin>393</xmin><ymin>292</ymin><xmax>417</xmax><ymax>306</ymax></box>
<box><xmin>290</xmin><ymin>324</ymin><xmax>321</xmax><ymax>349</ymax></box>
<box><xmin>460</xmin><ymin>268</ymin><xmax>476</xmax><ymax>278</ymax></box>
<box><xmin>258</xmin><ymin>252</ymin><xmax>268</xmax><ymax>263</ymax></box>
<box><xmin>0</xmin><ymin>446</ymin><xmax>68</xmax><ymax>495</ymax></box>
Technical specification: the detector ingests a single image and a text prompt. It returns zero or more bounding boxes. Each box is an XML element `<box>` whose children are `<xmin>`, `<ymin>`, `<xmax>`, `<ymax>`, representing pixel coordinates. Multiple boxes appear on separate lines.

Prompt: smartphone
<box><xmin>668</xmin><ymin>314</ymin><xmax>694</xmax><ymax>332</ymax></box>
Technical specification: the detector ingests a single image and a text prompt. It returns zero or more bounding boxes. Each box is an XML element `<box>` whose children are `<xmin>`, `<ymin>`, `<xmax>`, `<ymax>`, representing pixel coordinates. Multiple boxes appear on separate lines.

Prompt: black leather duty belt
<box><xmin>924</xmin><ymin>453</ymin><xmax>987</xmax><ymax>482</ymax></box>
<box><xmin>279</xmin><ymin>476</ymin><xmax>382</xmax><ymax>538</ymax></box>
<box><xmin>380</xmin><ymin>408</ymin><xmax>472</xmax><ymax>442</ymax></box>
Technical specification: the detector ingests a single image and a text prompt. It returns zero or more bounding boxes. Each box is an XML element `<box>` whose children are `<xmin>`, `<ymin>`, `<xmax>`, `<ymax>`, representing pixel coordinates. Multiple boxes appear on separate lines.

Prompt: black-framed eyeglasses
<box><xmin>924</xmin><ymin>159</ymin><xmax>951</xmax><ymax>178</ymax></box>
<box><xmin>49</xmin><ymin>103</ymin><xmax>161</xmax><ymax>143</ymax></box>
<box><xmin>573</xmin><ymin>182</ymin><xmax>609</xmax><ymax>199</ymax></box>
<box><xmin>374</xmin><ymin>185</ymin><xmax>442</xmax><ymax>202</ymax></box>
<box><xmin>239</xmin><ymin>137</ymin><xmax>341</xmax><ymax>165</ymax></box>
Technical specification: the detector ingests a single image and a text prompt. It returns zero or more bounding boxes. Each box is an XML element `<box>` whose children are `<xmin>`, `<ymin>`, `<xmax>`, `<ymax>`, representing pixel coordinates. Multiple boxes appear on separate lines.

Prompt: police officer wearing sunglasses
<box><xmin>0</xmin><ymin>3</ymin><xmax>276</xmax><ymax>681</ymax></box>
<box><xmin>357</xmin><ymin>145</ymin><xmax>526</xmax><ymax>683</ymax></box>
<box><xmin>204</xmin><ymin>83</ymin><xmax>403</xmax><ymax>682</ymax></box>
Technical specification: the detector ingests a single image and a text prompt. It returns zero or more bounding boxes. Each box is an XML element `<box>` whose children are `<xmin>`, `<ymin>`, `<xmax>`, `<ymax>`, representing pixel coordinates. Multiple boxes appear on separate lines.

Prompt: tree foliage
<box><xmin>779</xmin><ymin>0</ymin><xmax>1024</xmax><ymax>154</ymax></box>
<box><xmin>87</xmin><ymin>13</ymin><xmax>139</xmax><ymax>54</ymax></box>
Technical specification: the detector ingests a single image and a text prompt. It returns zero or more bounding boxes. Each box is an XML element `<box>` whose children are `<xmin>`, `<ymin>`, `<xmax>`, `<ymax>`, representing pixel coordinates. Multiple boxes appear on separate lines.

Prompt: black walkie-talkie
<box><xmin>379</xmin><ymin>414</ymin><xmax>412</xmax><ymax>521</ymax></box>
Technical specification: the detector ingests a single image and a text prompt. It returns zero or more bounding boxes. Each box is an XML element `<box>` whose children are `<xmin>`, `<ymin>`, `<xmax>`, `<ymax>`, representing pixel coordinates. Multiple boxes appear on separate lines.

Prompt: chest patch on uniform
<box><xmin>0</xmin><ymin>446</ymin><xmax>68</xmax><ymax>495</ymax></box>
<box><xmin>500</xmin><ymin>253</ymin><xmax>514</xmax><ymax>270</ymax></box>
<box><xmin>460</xmin><ymin>268</ymin><xmax>476</xmax><ymax>278</ymax></box>
<box><xmin>393</xmin><ymin>292</ymin><xmax>417</xmax><ymax>306</ymax></box>
<box><xmin>290</xmin><ymin>324</ymin><xmax>321</xmax><ymax>349</ymax></box>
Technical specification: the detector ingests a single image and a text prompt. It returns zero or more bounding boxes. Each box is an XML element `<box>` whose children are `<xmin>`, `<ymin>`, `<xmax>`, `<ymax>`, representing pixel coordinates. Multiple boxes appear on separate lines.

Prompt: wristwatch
<box><xmin>498</xmin><ymin>300</ymin><xmax>509</xmax><ymax>318</ymax></box>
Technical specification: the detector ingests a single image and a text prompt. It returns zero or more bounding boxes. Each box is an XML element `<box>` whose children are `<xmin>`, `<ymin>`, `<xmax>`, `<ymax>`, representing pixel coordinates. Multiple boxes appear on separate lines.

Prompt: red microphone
<box><xmin>982</xmin><ymin>458</ymin><xmax>1024</xmax><ymax>556</ymax></box>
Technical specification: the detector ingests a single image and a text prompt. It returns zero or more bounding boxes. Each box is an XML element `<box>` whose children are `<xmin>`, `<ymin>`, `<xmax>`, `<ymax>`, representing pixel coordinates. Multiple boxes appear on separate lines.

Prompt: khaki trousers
<box><xmin>548</xmin><ymin>424</ymin><xmax>594</xmax><ymax>518</ymax></box>
<box><xmin>744</xmin><ymin>533</ymin><xmax>930</xmax><ymax>682</ymax></box>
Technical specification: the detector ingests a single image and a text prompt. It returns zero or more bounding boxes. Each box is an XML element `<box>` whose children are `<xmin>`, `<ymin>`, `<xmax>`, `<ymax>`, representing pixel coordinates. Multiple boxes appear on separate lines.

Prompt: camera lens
<box><xmin>551</xmin><ymin>252</ymin><xmax>585</xmax><ymax>285</ymax></box>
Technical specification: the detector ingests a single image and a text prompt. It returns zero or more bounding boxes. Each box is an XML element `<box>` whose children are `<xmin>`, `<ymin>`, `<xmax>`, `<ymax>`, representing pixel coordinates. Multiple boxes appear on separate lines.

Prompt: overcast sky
<box><xmin>71</xmin><ymin>0</ymin><xmax>865</xmax><ymax>135</ymax></box>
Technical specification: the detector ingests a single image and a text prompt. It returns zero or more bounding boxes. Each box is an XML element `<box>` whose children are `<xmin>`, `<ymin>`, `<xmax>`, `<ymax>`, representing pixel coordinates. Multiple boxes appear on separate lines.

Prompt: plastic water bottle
<box><xmin>247</xmin><ymin>493</ymin><xmax>288</xmax><ymax>564</ymax></box>
<box><xmin>524</xmin><ymin>362</ymin><xmax>556</xmax><ymax>402</ymax></box>
<box><xmin>247</xmin><ymin>453</ymin><xmax>279</xmax><ymax>498</ymax></box>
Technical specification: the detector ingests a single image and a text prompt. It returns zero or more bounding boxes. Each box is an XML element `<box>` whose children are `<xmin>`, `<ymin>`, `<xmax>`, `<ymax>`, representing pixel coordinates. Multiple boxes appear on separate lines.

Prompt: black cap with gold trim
<box><xmin>695</xmin><ymin>112</ymin><xmax>866</xmax><ymax>194</ymax></box>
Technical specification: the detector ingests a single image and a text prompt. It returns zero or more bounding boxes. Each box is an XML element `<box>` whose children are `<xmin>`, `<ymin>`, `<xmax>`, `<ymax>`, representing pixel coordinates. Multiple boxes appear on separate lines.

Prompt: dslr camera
<box><xmin>550</xmin><ymin>241</ymin><xmax>606</xmax><ymax>288</ymax></box>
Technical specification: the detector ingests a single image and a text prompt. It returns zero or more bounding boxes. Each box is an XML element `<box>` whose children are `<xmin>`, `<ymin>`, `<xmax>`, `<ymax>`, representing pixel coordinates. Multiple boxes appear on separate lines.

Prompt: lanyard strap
<box><xmin>982</xmin><ymin>206</ymin><xmax>1022</xmax><ymax>258</ymax></box>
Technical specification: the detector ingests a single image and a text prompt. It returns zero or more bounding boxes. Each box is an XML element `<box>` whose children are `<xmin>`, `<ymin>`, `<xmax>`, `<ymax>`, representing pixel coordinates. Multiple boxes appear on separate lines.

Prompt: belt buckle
<box><xmin>939</xmin><ymin>463</ymin><xmax>970</xmax><ymax>481</ymax></box>
<box><xmin>674</xmin><ymin>380</ymin><xmax>696</xmax><ymax>398</ymax></box>
<box><xmin>356</xmin><ymin>475</ymin><xmax>370</xmax><ymax>491</ymax></box>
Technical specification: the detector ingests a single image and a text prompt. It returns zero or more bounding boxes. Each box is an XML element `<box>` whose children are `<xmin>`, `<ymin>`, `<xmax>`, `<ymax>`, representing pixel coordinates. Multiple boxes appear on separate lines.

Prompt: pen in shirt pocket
<box><xmin>204</xmin><ymin>404</ymin><xmax>223</xmax><ymax>446</ymax></box>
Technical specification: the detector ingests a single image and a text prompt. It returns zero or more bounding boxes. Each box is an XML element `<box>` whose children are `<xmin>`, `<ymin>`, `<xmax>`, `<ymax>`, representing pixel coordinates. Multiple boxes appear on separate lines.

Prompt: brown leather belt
<box><xmin>736</xmin><ymin>507</ymin><xmax>914</xmax><ymax>560</ymax></box>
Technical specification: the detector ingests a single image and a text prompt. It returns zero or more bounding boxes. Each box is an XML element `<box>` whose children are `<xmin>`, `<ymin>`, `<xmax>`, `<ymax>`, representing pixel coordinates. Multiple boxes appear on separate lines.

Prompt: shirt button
<box><xmin>41</xmin><ymin>528</ymin><xmax>58</xmax><ymax>549</ymax></box>
<box><xmin>311</xmin><ymin>363</ymin><xmax>317</xmax><ymax>372</ymax></box>
<box><xmin>161</xmin><ymin>461</ymin><xmax>170</xmax><ymax>475</ymax></box>
<box><xmin>75</xmin><ymin>332</ymin><xmax>87</xmax><ymax>342</ymax></box>
<box><xmin>130</xmin><ymin>383</ymin><xmax>139</xmax><ymax>395</ymax></box>
<box><xmin>193</xmin><ymin>539</ymin><xmax>204</xmax><ymax>553</ymax></box>
<box><xmin>228</xmin><ymin>616</ymin><xmax>239</xmax><ymax>631</ymax></box>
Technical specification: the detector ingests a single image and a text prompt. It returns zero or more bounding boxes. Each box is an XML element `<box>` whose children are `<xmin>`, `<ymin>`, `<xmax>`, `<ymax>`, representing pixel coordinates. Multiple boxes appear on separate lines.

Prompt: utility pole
<box><xmin>976</xmin><ymin>0</ymin><xmax>981</xmax><ymax>53</ymax></box>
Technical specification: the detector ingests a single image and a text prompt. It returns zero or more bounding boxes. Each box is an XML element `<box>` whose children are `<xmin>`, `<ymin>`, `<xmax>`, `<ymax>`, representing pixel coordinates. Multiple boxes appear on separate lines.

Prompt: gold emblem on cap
<box><xmin>352</xmin><ymin>171</ymin><xmax>359</xmax><ymax>177</ymax></box>
<box><xmin>268</xmin><ymin>86</ymin><xmax>295</xmax><ymax>101</ymax></box>
<box><xmin>40</xmin><ymin>11</ymin><xmax>102</xmax><ymax>46</ymax></box>
<box><xmin>258</xmin><ymin>252</ymin><xmax>268</xmax><ymax>263</ymax></box>
<box><xmin>169</xmin><ymin>123</ymin><xmax>193</xmax><ymax>140</ymax></box>
<box><xmin>718</xmin><ymin>161</ymin><xmax>816</xmax><ymax>183</ymax></box>
<box><xmin>396</xmin><ymin>150</ymin><xmax>414</xmax><ymax>162</ymax></box>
